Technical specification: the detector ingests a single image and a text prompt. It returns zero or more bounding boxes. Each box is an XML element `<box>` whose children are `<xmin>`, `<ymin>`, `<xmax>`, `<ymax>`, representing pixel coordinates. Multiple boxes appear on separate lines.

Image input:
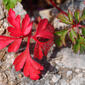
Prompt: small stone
<box><xmin>18</xmin><ymin>74</ymin><xmax>23</xmax><ymax>79</ymax></box>
<box><xmin>39</xmin><ymin>8</ymin><xmax>52</xmax><ymax>20</ymax></box>
<box><xmin>8</xmin><ymin>81</ymin><xmax>16</xmax><ymax>85</ymax></box>
<box><xmin>45</xmin><ymin>80</ymin><xmax>50</xmax><ymax>85</ymax></box>
<box><xmin>55</xmin><ymin>66</ymin><xmax>59</xmax><ymax>70</ymax></box>
<box><xmin>82</xmin><ymin>70</ymin><xmax>85</xmax><ymax>73</ymax></box>
<box><xmin>75</xmin><ymin>69</ymin><xmax>80</xmax><ymax>73</ymax></box>
<box><xmin>0</xmin><ymin>72</ymin><xmax>8</xmax><ymax>85</ymax></box>
<box><xmin>52</xmin><ymin>75</ymin><xmax>61</xmax><ymax>83</ymax></box>
<box><xmin>0</xmin><ymin>27</ymin><xmax>5</xmax><ymax>35</ymax></box>
<box><xmin>60</xmin><ymin>79</ymin><xmax>69</xmax><ymax>85</ymax></box>
<box><xmin>3</xmin><ymin>22</ymin><xmax>8</xmax><ymax>28</ymax></box>
<box><xmin>67</xmin><ymin>71</ymin><xmax>72</xmax><ymax>77</ymax></box>
<box><xmin>0</xmin><ymin>49</ymin><xmax>6</xmax><ymax>61</ymax></box>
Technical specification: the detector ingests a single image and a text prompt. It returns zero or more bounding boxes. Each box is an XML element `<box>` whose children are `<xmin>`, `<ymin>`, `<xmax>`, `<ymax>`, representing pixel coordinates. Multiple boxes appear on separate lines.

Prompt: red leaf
<box><xmin>15</xmin><ymin>15</ymin><xmax>21</xmax><ymax>29</ymax></box>
<box><xmin>33</xmin><ymin>19</ymin><xmax>54</xmax><ymax>59</ymax></box>
<box><xmin>40</xmin><ymin>40</ymin><xmax>54</xmax><ymax>56</ymax></box>
<box><xmin>8</xmin><ymin>9</ymin><xmax>22</xmax><ymax>37</ymax></box>
<box><xmin>8</xmin><ymin>38</ymin><xmax>22</xmax><ymax>52</ymax></box>
<box><xmin>35</xmin><ymin>19</ymin><xmax>54</xmax><ymax>40</ymax></box>
<box><xmin>22</xmin><ymin>22</ymin><xmax>33</xmax><ymax>36</ymax></box>
<box><xmin>22</xmin><ymin>14</ymin><xmax>31</xmax><ymax>36</ymax></box>
<box><xmin>34</xmin><ymin>42</ymin><xmax>43</xmax><ymax>60</ymax></box>
<box><xmin>13</xmin><ymin>49</ymin><xmax>28</xmax><ymax>71</ymax></box>
<box><xmin>0</xmin><ymin>36</ymin><xmax>15</xmax><ymax>49</ymax></box>
<box><xmin>13</xmin><ymin>38</ymin><xmax>44</xmax><ymax>80</ymax></box>
<box><xmin>36</xmin><ymin>19</ymin><xmax>48</xmax><ymax>34</ymax></box>
<box><xmin>8</xmin><ymin>9</ymin><xmax>21</xmax><ymax>29</ymax></box>
<box><xmin>8</xmin><ymin>9</ymin><xmax>15</xmax><ymax>18</ymax></box>
<box><xmin>23</xmin><ymin>56</ymin><xmax>44</xmax><ymax>80</ymax></box>
<box><xmin>8</xmin><ymin>9</ymin><xmax>32</xmax><ymax>37</ymax></box>
<box><xmin>36</xmin><ymin>31</ymin><xmax>54</xmax><ymax>40</ymax></box>
<box><xmin>7</xmin><ymin>26</ymin><xmax>22</xmax><ymax>37</ymax></box>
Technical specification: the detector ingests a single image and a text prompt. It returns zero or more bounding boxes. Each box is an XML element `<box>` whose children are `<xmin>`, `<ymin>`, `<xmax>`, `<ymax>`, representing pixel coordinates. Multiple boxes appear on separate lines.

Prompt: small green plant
<box><xmin>3</xmin><ymin>0</ymin><xmax>22</xmax><ymax>10</ymax></box>
<box><xmin>48</xmin><ymin>0</ymin><xmax>85</xmax><ymax>53</ymax></box>
<box><xmin>55</xmin><ymin>9</ymin><xmax>85</xmax><ymax>53</ymax></box>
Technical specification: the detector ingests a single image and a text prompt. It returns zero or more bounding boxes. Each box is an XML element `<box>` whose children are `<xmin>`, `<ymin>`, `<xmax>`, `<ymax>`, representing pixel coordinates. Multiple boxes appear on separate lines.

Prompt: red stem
<box><xmin>49</xmin><ymin>0</ymin><xmax>68</xmax><ymax>16</ymax></box>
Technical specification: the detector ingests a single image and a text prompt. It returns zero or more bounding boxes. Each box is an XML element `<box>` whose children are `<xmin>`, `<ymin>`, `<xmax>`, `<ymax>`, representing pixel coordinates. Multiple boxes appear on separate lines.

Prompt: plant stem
<box><xmin>49</xmin><ymin>0</ymin><xmax>68</xmax><ymax>16</ymax></box>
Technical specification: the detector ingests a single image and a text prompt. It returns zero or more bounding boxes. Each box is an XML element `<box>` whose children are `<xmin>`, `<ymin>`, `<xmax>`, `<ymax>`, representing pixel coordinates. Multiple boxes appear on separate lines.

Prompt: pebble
<box><xmin>75</xmin><ymin>69</ymin><xmax>80</xmax><ymax>73</ymax></box>
<box><xmin>3</xmin><ymin>22</ymin><xmax>8</xmax><ymax>28</ymax></box>
<box><xmin>67</xmin><ymin>71</ymin><xmax>72</xmax><ymax>77</ymax></box>
<box><xmin>60</xmin><ymin>79</ymin><xmax>69</xmax><ymax>85</ymax></box>
<box><xmin>52</xmin><ymin>75</ymin><xmax>61</xmax><ymax>83</ymax></box>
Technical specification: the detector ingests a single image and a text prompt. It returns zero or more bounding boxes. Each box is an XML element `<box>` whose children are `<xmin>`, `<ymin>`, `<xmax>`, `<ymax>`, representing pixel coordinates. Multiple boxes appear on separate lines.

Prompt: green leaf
<box><xmin>18</xmin><ymin>0</ymin><xmax>22</xmax><ymax>2</ymax></box>
<box><xmin>55</xmin><ymin>30</ymin><xmax>68</xmax><ymax>36</ymax></box>
<box><xmin>3</xmin><ymin>0</ymin><xmax>7</xmax><ymax>5</ymax></box>
<box><xmin>80</xmin><ymin>8</ymin><xmax>85</xmax><ymax>22</ymax></box>
<box><xmin>55</xmin><ymin>38</ymin><xmax>63</xmax><ymax>47</ymax></box>
<box><xmin>82</xmin><ymin>28</ymin><xmax>85</xmax><ymax>36</ymax></box>
<box><xmin>3</xmin><ymin>0</ymin><xmax>22</xmax><ymax>10</ymax></box>
<box><xmin>68</xmin><ymin>10</ymin><xmax>73</xmax><ymax>23</ymax></box>
<box><xmin>79</xmin><ymin>36</ymin><xmax>85</xmax><ymax>53</ymax></box>
<box><xmin>73</xmin><ymin>36</ymin><xmax>85</xmax><ymax>53</ymax></box>
<box><xmin>57</xmin><ymin>13</ymin><xmax>72</xmax><ymax>24</ymax></box>
<box><xmin>73</xmin><ymin>39</ymin><xmax>80</xmax><ymax>53</ymax></box>
<box><xmin>79</xmin><ymin>36</ymin><xmax>85</xmax><ymax>43</ymax></box>
<box><xmin>55</xmin><ymin>30</ymin><xmax>68</xmax><ymax>46</ymax></box>
<box><xmin>80</xmin><ymin>44</ymin><xmax>85</xmax><ymax>53</ymax></box>
<box><xmin>69</xmin><ymin>29</ymin><xmax>77</xmax><ymax>44</ymax></box>
<box><xmin>74</xmin><ymin>10</ymin><xmax>80</xmax><ymax>22</ymax></box>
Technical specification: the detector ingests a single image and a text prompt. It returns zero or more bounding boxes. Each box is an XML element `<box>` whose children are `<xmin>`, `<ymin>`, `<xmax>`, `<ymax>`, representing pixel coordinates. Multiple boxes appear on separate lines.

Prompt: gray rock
<box><xmin>70</xmin><ymin>73</ymin><xmax>85</xmax><ymax>85</ymax></box>
<box><xmin>55</xmin><ymin>48</ymin><xmax>85</xmax><ymax>69</ymax></box>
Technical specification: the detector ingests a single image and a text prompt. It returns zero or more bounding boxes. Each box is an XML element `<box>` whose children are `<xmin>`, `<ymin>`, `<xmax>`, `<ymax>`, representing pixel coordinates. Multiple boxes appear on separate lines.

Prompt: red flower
<box><xmin>33</xmin><ymin>19</ymin><xmax>54</xmax><ymax>60</ymax></box>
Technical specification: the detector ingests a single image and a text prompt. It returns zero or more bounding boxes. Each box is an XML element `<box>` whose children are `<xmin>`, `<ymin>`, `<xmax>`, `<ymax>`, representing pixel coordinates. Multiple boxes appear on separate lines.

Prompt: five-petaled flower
<box><xmin>0</xmin><ymin>9</ymin><xmax>54</xmax><ymax>80</ymax></box>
